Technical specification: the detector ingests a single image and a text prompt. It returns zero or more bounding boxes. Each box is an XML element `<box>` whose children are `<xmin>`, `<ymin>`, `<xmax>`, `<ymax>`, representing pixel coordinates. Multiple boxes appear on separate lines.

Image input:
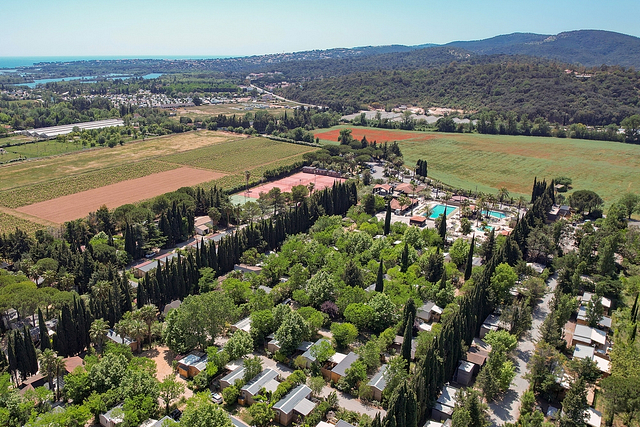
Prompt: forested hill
<box><xmin>252</xmin><ymin>47</ymin><xmax>475</xmax><ymax>80</ymax></box>
<box><xmin>276</xmin><ymin>58</ymin><xmax>640</xmax><ymax>126</ymax></box>
<box><xmin>445</xmin><ymin>30</ymin><xmax>640</xmax><ymax>69</ymax></box>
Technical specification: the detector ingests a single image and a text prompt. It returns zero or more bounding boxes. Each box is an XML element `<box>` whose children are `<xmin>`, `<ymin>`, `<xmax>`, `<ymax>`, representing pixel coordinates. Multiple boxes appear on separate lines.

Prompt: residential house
<box><xmin>394</xmin><ymin>183</ymin><xmax>425</xmax><ymax>196</ymax></box>
<box><xmin>390</xmin><ymin>197</ymin><xmax>418</xmax><ymax>214</ymax></box>
<box><xmin>100</xmin><ymin>405</ymin><xmax>125</xmax><ymax>427</ymax></box>
<box><xmin>372</xmin><ymin>184</ymin><xmax>393</xmax><ymax>196</ymax></box>
<box><xmin>230</xmin><ymin>317</ymin><xmax>251</xmax><ymax>333</ymax></box>
<box><xmin>431</xmin><ymin>385</ymin><xmax>459</xmax><ymax>421</ymax></box>
<box><xmin>416</xmin><ymin>301</ymin><xmax>443</xmax><ymax>323</ymax></box>
<box><xmin>586</xmin><ymin>408</ymin><xmax>602</xmax><ymax>427</ymax></box>
<box><xmin>194</xmin><ymin>216</ymin><xmax>213</xmax><ymax>235</ymax></box>
<box><xmin>300</xmin><ymin>338</ymin><xmax>332</xmax><ymax>368</ymax></box>
<box><xmin>325</xmin><ymin>351</ymin><xmax>358</xmax><ymax>383</ymax></box>
<box><xmin>465</xmin><ymin>347</ymin><xmax>489</xmax><ymax>368</ymax></box>
<box><xmin>106</xmin><ymin>329</ymin><xmax>137</xmax><ymax>352</ymax></box>
<box><xmin>479</xmin><ymin>314</ymin><xmax>509</xmax><ymax>338</ymax></box>
<box><xmin>368</xmin><ymin>364</ymin><xmax>388</xmax><ymax>401</ymax></box>
<box><xmin>456</xmin><ymin>360</ymin><xmax>477</xmax><ymax>386</ymax></box>
<box><xmin>162</xmin><ymin>299</ymin><xmax>181</xmax><ymax>318</ymax></box>
<box><xmin>391</xmin><ymin>336</ymin><xmax>417</xmax><ymax>359</ymax></box>
<box><xmin>132</xmin><ymin>260</ymin><xmax>158</xmax><ymax>279</ymax></box>
<box><xmin>177</xmin><ymin>351</ymin><xmax>207</xmax><ymax>379</ymax></box>
<box><xmin>336</xmin><ymin>420</ymin><xmax>356</xmax><ymax>427</ymax></box>
<box><xmin>220</xmin><ymin>366</ymin><xmax>246</xmax><ymax>390</ymax></box>
<box><xmin>409</xmin><ymin>216</ymin><xmax>427</xmax><ymax>227</ymax></box>
<box><xmin>234</xmin><ymin>264</ymin><xmax>263</xmax><ymax>275</ymax></box>
<box><xmin>273</xmin><ymin>384</ymin><xmax>316</xmax><ymax>426</ymax></box>
<box><xmin>239</xmin><ymin>368</ymin><xmax>279</xmax><ymax>405</ymax></box>
<box><xmin>572</xmin><ymin>344</ymin><xmax>610</xmax><ymax>375</ymax></box>
<box><xmin>570</xmin><ymin>324</ymin><xmax>607</xmax><ymax>350</ymax></box>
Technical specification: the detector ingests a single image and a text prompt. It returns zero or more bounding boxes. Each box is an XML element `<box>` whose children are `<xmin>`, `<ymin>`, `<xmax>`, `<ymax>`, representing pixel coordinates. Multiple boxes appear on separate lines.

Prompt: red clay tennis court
<box><xmin>243</xmin><ymin>172</ymin><xmax>344</xmax><ymax>198</ymax></box>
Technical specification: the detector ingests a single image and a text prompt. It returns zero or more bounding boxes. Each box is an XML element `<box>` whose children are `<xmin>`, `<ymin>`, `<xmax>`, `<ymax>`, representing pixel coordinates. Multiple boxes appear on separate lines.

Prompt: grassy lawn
<box><xmin>316</xmin><ymin>126</ymin><xmax>640</xmax><ymax>205</ymax></box>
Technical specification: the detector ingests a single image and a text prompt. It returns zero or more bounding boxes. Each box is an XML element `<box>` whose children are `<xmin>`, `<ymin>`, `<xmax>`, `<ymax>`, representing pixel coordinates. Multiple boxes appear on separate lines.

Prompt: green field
<box><xmin>162</xmin><ymin>137</ymin><xmax>316</xmax><ymax>173</ymax></box>
<box><xmin>1</xmin><ymin>139</ymin><xmax>88</xmax><ymax>162</ymax></box>
<box><xmin>0</xmin><ymin>211</ymin><xmax>48</xmax><ymax>235</ymax></box>
<box><xmin>318</xmin><ymin>126</ymin><xmax>640</xmax><ymax>205</ymax></box>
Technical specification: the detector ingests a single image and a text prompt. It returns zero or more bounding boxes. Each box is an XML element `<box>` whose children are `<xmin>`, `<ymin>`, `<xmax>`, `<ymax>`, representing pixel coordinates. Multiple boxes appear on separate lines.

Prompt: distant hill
<box><xmin>277</xmin><ymin>56</ymin><xmax>640</xmax><ymax>126</ymax></box>
<box><xmin>444</xmin><ymin>30</ymin><xmax>640</xmax><ymax>68</ymax></box>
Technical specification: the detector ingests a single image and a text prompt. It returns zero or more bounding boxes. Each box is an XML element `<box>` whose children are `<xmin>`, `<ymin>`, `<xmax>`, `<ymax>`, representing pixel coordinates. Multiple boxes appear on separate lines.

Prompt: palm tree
<box><xmin>497</xmin><ymin>187</ymin><xmax>509</xmax><ymax>209</ymax></box>
<box><xmin>476</xmin><ymin>195</ymin><xmax>487</xmax><ymax>227</ymax></box>
<box><xmin>37</xmin><ymin>348</ymin><xmax>58</xmax><ymax>392</ymax></box>
<box><xmin>52</xmin><ymin>356</ymin><xmax>65</xmax><ymax>401</ymax></box>
<box><xmin>134</xmin><ymin>304</ymin><xmax>158</xmax><ymax>351</ymax></box>
<box><xmin>42</xmin><ymin>270</ymin><xmax>57</xmax><ymax>287</ymax></box>
<box><xmin>92</xmin><ymin>280</ymin><xmax>111</xmax><ymax>302</ymax></box>
<box><xmin>89</xmin><ymin>319</ymin><xmax>109</xmax><ymax>355</ymax></box>
<box><xmin>116</xmin><ymin>313</ymin><xmax>145</xmax><ymax>354</ymax></box>
<box><xmin>487</xmin><ymin>194</ymin><xmax>497</xmax><ymax>210</ymax></box>
<box><xmin>57</xmin><ymin>273</ymin><xmax>75</xmax><ymax>291</ymax></box>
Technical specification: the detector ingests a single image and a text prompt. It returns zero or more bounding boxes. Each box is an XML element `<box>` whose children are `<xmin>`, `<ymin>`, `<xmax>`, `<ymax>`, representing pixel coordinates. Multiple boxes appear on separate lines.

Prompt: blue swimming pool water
<box><xmin>482</xmin><ymin>210</ymin><xmax>507</xmax><ymax>219</ymax></box>
<box><xmin>428</xmin><ymin>204</ymin><xmax>456</xmax><ymax>219</ymax></box>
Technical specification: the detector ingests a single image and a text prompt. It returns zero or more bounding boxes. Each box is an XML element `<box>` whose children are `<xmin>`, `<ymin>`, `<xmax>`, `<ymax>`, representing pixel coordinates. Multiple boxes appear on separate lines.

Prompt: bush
<box><xmin>222</xmin><ymin>385</ymin><xmax>240</xmax><ymax>406</ymax></box>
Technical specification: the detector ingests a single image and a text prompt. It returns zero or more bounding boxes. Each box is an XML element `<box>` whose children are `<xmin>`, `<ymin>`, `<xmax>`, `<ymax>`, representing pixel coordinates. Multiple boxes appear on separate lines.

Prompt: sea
<box><xmin>0</xmin><ymin>55</ymin><xmax>235</xmax><ymax>70</ymax></box>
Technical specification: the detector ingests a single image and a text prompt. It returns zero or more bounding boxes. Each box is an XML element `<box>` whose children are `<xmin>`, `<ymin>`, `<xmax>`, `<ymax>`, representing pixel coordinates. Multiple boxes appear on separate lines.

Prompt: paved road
<box><xmin>487</xmin><ymin>276</ymin><xmax>557</xmax><ymax>426</ymax></box>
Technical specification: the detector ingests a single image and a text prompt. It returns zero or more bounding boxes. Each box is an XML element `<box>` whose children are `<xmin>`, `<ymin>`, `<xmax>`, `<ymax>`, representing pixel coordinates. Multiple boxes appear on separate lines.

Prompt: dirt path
<box><xmin>487</xmin><ymin>276</ymin><xmax>557</xmax><ymax>426</ymax></box>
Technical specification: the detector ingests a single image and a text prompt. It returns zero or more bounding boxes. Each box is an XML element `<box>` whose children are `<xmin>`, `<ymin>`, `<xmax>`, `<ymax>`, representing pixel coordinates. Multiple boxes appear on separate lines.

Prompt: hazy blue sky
<box><xmin>2</xmin><ymin>0</ymin><xmax>639</xmax><ymax>57</ymax></box>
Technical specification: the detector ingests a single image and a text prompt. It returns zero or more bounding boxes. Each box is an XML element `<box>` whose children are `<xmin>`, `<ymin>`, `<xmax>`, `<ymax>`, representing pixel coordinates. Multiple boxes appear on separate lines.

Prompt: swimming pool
<box><xmin>476</xmin><ymin>225</ymin><xmax>494</xmax><ymax>232</ymax></box>
<box><xmin>427</xmin><ymin>204</ymin><xmax>456</xmax><ymax>219</ymax></box>
<box><xmin>482</xmin><ymin>210</ymin><xmax>508</xmax><ymax>219</ymax></box>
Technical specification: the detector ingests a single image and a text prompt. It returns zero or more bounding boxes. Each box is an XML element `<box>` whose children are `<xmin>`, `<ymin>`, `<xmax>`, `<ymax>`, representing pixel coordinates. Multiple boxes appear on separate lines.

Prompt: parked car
<box><xmin>170</xmin><ymin>409</ymin><xmax>182</xmax><ymax>421</ymax></box>
<box><xmin>211</xmin><ymin>392</ymin><xmax>223</xmax><ymax>404</ymax></box>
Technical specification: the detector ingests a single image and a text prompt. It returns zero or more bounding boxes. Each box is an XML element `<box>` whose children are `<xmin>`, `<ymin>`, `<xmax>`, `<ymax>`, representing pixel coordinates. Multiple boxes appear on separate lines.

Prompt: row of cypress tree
<box><xmin>381</xmin><ymin>178</ymin><xmax>556</xmax><ymax>427</ymax></box>
<box><xmin>137</xmin><ymin>181</ymin><xmax>358</xmax><ymax>308</ymax></box>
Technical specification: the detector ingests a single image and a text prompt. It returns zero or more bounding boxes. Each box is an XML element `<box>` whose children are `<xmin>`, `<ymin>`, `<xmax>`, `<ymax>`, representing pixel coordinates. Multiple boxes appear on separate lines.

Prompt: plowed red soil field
<box><xmin>314</xmin><ymin>128</ymin><xmax>434</xmax><ymax>143</ymax></box>
<box><xmin>17</xmin><ymin>167</ymin><xmax>225</xmax><ymax>223</ymax></box>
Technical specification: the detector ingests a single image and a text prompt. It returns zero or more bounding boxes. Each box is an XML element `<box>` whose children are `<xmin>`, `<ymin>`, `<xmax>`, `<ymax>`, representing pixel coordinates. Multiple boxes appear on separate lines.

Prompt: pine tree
<box><xmin>483</xmin><ymin>230</ymin><xmax>495</xmax><ymax>264</ymax></box>
<box><xmin>23</xmin><ymin>326</ymin><xmax>39</xmax><ymax>376</ymax></box>
<box><xmin>401</xmin><ymin>312</ymin><xmax>414</xmax><ymax>369</ymax></box>
<box><xmin>401</xmin><ymin>243</ymin><xmax>409</xmax><ymax>273</ymax></box>
<box><xmin>401</xmin><ymin>298</ymin><xmax>417</xmax><ymax>333</ymax></box>
<box><xmin>13</xmin><ymin>330</ymin><xmax>29</xmax><ymax>381</ymax></box>
<box><xmin>376</xmin><ymin>259</ymin><xmax>385</xmax><ymax>292</ymax></box>
<box><xmin>384</xmin><ymin>202</ymin><xmax>392</xmax><ymax>235</ymax></box>
<box><xmin>38</xmin><ymin>308</ymin><xmax>51</xmax><ymax>350</ymax></box>
<box><xmin>7</xmin><ymin>334</ymin><xmax>17</xmax><ymax>384</ymax></box>
<box><xmin>464</xmin><ymin>235</ymin><xmax>475</xmax><ymax>281</ymax></box>
<box><xmin>438</xmin><ymin>213</ymin><xmax>447</xmax><ymax>246</ymax></box>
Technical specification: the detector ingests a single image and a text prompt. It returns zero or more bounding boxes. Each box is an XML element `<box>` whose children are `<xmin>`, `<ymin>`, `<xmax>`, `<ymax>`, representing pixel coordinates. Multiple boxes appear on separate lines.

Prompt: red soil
<box><xmin>17</xmin><ymin>167</ymin><xmax>226</xmax><ymax>223</ymax></box>
<box><xmin>314</xmin><ymin>128</ymin><xmax>433</xmax><ymax>143</ymax></box>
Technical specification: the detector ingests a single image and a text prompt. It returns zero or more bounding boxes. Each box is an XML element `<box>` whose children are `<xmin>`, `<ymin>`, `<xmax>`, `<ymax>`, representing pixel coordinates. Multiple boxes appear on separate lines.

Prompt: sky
<box><xmin>2</xmin><ymin>0</ymin><xmax>639</xmax><ymax>57</ymax></box>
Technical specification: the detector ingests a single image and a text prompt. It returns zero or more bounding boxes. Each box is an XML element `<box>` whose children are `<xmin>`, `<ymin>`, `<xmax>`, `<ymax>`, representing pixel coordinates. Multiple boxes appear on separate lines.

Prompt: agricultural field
<box><xmin>314</xmin><ymin>126</ymin><xmax>428</xmax><ymax>143</ymax></box>
<box><xmin>17</xmin><ymin>168</ymin><xmax>225</xmax><ymax>224</ymax></box>
<box><xmin>0</xmin><ymin>131</ymin><xmax>236</xmax><ymax>192</ymax></box>
<box><xmin>0</xmin><ymin>211</ymin><xmax>52</xmax><ymax>235</ymax></box>
<box><xmin>1</xmin><ymin>139</ymin><xmax>87</xmax><ymax>162</ymax></box>
<box><xmin>316</xmin><ymin>126</ymin><xmax>640</xmax><ymax>205</ymax></box>
<box><xmin>162</xmin><ymin>137</ymin><xmax>317</xmax><ymax>173</ymax></box>
<box><xmin>0</xmin><ymin>131</ymin><xmax>319</xmax><ymax>233</ymax></box>
<box><xmin>0</xmin><ymin>160</ymin><xmax>179</xmax><ymax>208</ymax></box>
